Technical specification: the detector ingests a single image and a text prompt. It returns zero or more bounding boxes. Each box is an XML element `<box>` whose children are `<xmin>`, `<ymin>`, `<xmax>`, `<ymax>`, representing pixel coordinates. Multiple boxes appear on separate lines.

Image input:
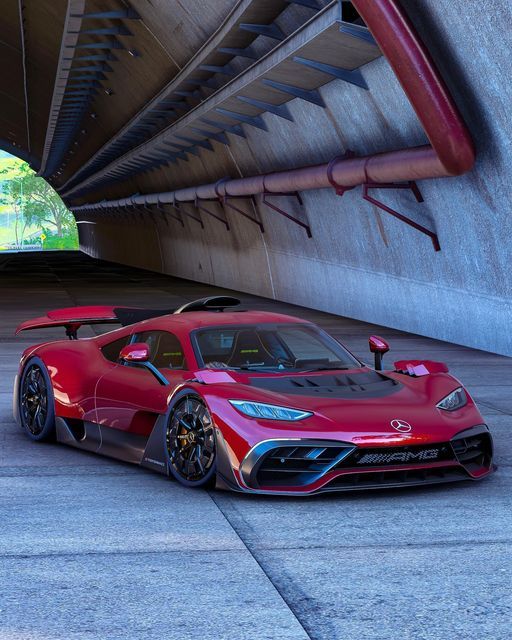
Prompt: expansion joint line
<box><xmin>207</xmin><ymin>490</ymin><xmax>314</xmax><ymax>640</ymax></box>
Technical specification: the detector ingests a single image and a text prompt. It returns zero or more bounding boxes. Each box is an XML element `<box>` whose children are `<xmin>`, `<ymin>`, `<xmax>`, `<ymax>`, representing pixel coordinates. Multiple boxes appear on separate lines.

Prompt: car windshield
<box><xmin>193</xmin><ymin>323</ymin><xmax>361</xmax><ymax>372</ymax></box>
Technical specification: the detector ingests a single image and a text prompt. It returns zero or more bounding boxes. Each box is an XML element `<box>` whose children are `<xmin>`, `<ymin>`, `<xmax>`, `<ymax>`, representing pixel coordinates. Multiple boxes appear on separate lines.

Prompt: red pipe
<box><xmin>72</xmin><ymin>0</ymin><xmax>475</xmax><ymax>212</ymax></box>
<box><xmin>355</xmin><ymin>0</ymin><xmax>474</xmax><ymax>176</ymax></box>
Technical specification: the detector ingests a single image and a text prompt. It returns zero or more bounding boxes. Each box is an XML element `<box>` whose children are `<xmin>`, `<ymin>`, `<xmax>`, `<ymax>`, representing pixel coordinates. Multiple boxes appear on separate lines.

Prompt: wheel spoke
<box><xmin>196</xmin><ymin>447</ymin><xmax>204</xmax><ymax>474</ymax></box>
<box><xmin>167</xmin><ymin>397</ymin><xmax>215</xmax><ymax>483</ymax></box>
<box><xmin>36</xmin><ymin>411</ymin><xmax>44</xmax><ymax>430</ymax></box>
<box><xmin>202</xmin><ymin>441</ymin><xmax>214</xmax><ymax>453</ymax></box>
<box><xmin>178</xmin><ymin>417</ymin><xmax>192</xmax><ymax>431</ymax></box>
<box><xmin>21</xmin><ymin>364</ymin><xmax>50</xmax><ymax>436</ymax></box>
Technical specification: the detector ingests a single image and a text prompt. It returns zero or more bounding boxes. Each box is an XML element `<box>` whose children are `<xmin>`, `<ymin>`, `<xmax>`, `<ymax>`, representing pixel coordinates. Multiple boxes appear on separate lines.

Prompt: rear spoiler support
<box><xmin>65</xmin><ymin>323</ymin><xmax>82</xmax><ymax>340</ymax></box>
<box><xmin>15</xmin><ymin>297</ymin><xmax>242</xmax><ymax>338</ymax></box>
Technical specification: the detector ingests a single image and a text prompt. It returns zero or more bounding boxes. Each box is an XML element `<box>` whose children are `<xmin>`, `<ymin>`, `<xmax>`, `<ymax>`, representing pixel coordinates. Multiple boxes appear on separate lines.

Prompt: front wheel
<box><xmin>165</xmin><ymin>393</ymin><xmax>217</xmax><ymax>488</ymax></box>
<box><xmin>19</xmin><ymin>358</ymin><xmax>55</xmax><ymax>441</ymax></box>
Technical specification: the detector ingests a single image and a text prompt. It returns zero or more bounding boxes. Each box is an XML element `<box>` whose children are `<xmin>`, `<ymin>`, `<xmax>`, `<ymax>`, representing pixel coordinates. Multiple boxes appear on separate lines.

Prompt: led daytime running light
<box><xmin>229</xmin><ymin>400</ymin><xmax>313</xmax><ymax>421</ymax></box>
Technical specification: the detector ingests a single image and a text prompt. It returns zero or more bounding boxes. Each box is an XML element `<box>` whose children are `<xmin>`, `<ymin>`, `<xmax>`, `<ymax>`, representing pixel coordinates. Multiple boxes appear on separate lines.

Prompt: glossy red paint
<box><xmin>200</xmin><ymin>369</ymin><xmax>483</xmax><ymax>455</ymax></box>
<box><xmin>369</xmin><ymin>335</ymin><xmax>390</xmax><ymax>353</ymax></box>
<box><xmin>15</xmin><ymin>307</ymin><xmax>494</xmax><ymax>494</ymax></box>
<box><xmin>15</xmin><ymin>305</ymin><xmax>127</xmax><ymax>335</ymax></box>
<box><xmin>95</xmin><ymin>364</ymin><xmax>189</xmax><ymax>434</ymax></box>
<box><xmin>119</xmin><ymin>342</ymin><xmax>150</xmax><ymax>362</ymax></box>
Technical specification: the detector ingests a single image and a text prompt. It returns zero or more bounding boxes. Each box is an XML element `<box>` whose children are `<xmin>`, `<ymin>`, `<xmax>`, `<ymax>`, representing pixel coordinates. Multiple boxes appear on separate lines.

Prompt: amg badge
<box><xmin>357</xmin><ymin>449</ymin><xmax>440</xmax><ymax>465</ymax></box>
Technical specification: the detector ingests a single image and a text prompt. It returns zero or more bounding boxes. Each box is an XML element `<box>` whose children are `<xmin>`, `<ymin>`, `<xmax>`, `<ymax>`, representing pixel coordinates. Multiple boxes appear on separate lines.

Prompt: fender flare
<box><xmin>140</xmin><ymin>386</ymin><xmax>240</xmax><ymax>490</ymax></box>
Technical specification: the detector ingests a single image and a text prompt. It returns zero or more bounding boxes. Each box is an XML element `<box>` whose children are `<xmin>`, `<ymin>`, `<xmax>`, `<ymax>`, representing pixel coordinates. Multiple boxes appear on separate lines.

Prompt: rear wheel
<box><xmin>165</xmin><ymin>393</ymin><xmax>216</xmax><ymax>488</ymax></box>
<box><xmin>19</xmin><ymin>358</ymin><xmax>55</xmax><ymax>441</ymax></box>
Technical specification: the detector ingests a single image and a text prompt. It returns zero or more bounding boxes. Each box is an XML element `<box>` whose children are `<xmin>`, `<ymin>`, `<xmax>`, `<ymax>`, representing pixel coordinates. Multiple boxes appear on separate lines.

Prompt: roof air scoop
<box><xmin>173</xmin><ymin>296</ymin><xmax>241</xmax><ymax>314</ymax></box>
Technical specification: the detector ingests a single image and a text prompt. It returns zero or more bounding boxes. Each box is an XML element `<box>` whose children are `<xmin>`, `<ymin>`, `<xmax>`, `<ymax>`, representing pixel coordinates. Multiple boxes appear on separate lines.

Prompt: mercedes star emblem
<box><xmin>390</xmin><ymin>419</ymin><xmax>412</xmax><ymax>433</ymax></box>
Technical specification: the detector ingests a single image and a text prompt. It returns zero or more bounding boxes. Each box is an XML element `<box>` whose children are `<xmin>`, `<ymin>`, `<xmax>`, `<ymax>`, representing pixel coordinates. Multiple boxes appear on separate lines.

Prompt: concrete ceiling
<box><xmin>2</xmin><ymin>0</ymin><xmax>510</xmax><ymax>356</ymax></box>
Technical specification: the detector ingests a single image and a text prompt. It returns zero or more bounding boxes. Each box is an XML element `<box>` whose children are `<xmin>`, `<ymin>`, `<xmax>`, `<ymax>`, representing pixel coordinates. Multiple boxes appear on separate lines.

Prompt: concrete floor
<box><xmin>0</xmin><ymin>250</ymin><xmax>510</xmax><ymax>640</ymax></box>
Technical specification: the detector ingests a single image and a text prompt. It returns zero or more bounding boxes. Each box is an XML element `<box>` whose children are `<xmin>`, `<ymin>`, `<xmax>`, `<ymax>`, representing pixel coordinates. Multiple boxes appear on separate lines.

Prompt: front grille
<box><xmin>256</xmin><ymin>444</ymin><xmax>354</xmax><ymax>487</ymax></box>
<box><xmin>451</xmin><ymin>431</ymin><xmax>492</xmax><ymax>472</ymax></box>
<box><xmin>252</xmin><ymin>428</ymin><xmax>493</xmax><ymax>490</ymax></box>
<box><xmin>336</xmin><ymin>443</ymin><xmax>455</xmax><ymax>468</ymax></box>
<box><xmin>325</xmin><ymin>466</ymin><xmax>469</xmax><ymax>490</ymax></box>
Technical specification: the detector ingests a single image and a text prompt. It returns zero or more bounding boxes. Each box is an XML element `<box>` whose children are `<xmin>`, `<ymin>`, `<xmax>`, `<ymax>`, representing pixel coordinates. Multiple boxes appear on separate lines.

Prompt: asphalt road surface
<box><xmin>1</xmin><ymin>251</ymin><xmax>510</xmax><ymax>640</ymax></box>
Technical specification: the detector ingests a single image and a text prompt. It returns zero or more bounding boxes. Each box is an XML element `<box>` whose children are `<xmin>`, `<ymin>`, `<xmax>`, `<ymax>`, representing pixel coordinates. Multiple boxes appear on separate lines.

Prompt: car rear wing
<box><xmin>15</xmin><ymin>297</ymin><xmax>242</xmax><ymax>339</ymax></box>
<box><xmin>15</xmin><ymin>306</ymin><xmax>127</xmax><ymax>339</ymax></box>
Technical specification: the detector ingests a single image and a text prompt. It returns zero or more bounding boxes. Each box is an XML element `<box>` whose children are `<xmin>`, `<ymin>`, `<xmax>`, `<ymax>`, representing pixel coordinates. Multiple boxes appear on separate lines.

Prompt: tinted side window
<box><xmin>135</xmin><ymin>331</ymin><xmax>186</xmax><ymax>369</ymax></box>
<box><xmin>101</xmin><ymin>336</ymin><xmax>130</xmax><ymax>363</ymax></box>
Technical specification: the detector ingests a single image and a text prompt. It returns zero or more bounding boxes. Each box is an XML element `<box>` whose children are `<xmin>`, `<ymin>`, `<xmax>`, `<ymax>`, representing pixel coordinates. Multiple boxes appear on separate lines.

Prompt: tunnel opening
<box><xmin>0</xmin><ymin>150</ymin><xmax>78</xmax><ymax>252</ymax></box>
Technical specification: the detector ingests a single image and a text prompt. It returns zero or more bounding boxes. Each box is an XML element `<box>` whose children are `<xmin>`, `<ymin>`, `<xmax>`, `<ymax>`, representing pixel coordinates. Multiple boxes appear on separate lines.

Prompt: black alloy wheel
<box><xmin>166</xmin><ymin>394</ymin><xmax>216</xmax><ymax>487</ymax></box>
<box><xmin>19</xmin><ymin>360</ymin><xmax>55</xmax><ymax>441</ymax></box>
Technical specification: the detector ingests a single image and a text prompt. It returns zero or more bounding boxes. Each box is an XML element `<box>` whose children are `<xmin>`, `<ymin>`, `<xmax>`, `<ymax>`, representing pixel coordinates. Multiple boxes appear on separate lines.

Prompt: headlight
<box><xmin>229</xmin><ymin>400</ymin><xmax>313</xmax><ymax>421</ymax></box>
<box><xmin>436</xmin><ymin>387</ymin><xmax>467</xmax><ymax>411</ymax></box>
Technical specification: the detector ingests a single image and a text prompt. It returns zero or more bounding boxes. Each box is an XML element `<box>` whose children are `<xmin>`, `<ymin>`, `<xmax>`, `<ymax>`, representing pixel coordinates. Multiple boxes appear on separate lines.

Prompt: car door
<box><xmin>94</xmin><ymin>329</ymin><xmax>190</xmax><ymax>435</ymax></box>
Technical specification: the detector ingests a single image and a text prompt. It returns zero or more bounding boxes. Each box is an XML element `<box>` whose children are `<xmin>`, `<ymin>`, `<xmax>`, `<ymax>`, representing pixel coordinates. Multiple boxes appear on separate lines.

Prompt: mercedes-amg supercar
<box><xmin>13</xmin><ymin>296</ymin><xmax>495</xmax><ymax>494</ymax></box>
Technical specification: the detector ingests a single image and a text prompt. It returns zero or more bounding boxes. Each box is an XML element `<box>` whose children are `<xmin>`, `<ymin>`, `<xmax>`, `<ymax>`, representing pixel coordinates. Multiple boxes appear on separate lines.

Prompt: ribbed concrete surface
<box><xmin>76</xmin><ymin>0</ymin><xmax>512</xmax><ymax>357</ymax></box>
<box><xmin>0</xmin><ymin>251</ymin><xmax>510</xmax><ymax>640</ymax></box>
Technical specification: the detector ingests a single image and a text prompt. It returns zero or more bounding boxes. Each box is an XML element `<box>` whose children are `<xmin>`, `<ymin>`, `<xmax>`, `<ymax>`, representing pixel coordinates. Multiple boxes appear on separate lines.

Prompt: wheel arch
<box><xmin>21</xmin><ymin>341</ymin><xmax>108</xmax><ymax>420</ymax></box>
<box><xmin>141</xmin><ymin>385</ymin><xmax>240</xmax><ymax>490</ymax></box>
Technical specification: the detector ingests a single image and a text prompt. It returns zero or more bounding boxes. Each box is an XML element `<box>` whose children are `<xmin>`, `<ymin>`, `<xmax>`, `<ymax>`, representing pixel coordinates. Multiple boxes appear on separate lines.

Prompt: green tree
<box><xmin>0</xmin><ymin>156</ymin><xmax>78</xmax><ymax>250</ymax></box>
<box><xmin>0</xmin><ymin>159</ymin><xmax>27</xmax><ymax>248</ymax></box>
<box><xmin>0</xmin><ymin>161</ymin><xmax>74</xmax><ymax>237</ymax></box>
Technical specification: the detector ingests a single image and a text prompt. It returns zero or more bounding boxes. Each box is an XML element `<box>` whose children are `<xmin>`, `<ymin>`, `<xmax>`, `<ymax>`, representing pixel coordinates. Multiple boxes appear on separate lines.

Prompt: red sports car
<box><xmin>13</xmin><ymin>297</ymin><xmax>495</xmax><ymax>494</ymax></box>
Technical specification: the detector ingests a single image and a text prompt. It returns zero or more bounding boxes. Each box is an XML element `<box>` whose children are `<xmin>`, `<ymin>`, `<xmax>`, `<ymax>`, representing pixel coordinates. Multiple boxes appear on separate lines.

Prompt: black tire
<box><xmin>165</xmin><ymin>391</ymin><xmax>216</xmax><ymax>488</ymax></box>
<box><xmin>19</xmin><ymin>357</ymin><xmax>56</xmax><ymax>442</ymax></box>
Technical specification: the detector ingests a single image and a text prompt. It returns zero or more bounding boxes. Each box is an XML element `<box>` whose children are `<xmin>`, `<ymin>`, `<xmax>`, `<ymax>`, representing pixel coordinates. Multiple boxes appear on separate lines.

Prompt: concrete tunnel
<box><xmin>2</xmin><ymin>0</ymin><xmax>511</xmax><ymax>355</ymax></box>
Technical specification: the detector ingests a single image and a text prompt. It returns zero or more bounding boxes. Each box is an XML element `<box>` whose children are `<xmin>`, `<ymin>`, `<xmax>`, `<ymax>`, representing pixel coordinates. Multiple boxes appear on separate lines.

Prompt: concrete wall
<box><xmin>80</xmin><ymin>0</ymin><xmax>512</xmax><ymax>356</ymax></box>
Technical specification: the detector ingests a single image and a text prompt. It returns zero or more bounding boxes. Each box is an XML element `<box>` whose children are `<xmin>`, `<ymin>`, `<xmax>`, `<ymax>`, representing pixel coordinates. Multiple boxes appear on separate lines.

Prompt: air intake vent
<box><xmin>256</xmin><ymin>443</ymin><xmax>355</xmax><ymax>487</ymax></box>
<box><xmin>451</xmin><ymin>431</ymin><xmax>492</xmax><ymax>472</ymax></box>
<box><xmin>325</xmin><ymin>466</ymin><xmax>469</xmax><ymax>490</ymax></box>
<box><xmin>174</xmin><ymin>296</ymin><xmax>240</xmax><ymax>314</ymax></box>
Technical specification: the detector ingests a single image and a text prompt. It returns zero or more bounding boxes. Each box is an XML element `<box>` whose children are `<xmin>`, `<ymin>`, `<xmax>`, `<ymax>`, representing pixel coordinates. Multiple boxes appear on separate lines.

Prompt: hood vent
<box><xmin>249</xmin><ymin>371</ymin><xmax>402</xmax><ymax>399</ymax></box>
